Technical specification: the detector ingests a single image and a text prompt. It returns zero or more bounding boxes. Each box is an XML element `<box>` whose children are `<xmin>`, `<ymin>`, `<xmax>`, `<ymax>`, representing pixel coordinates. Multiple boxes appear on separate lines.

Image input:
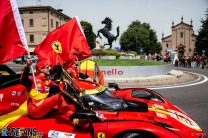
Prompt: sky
<box><xmin>17</xmin><ymin>0</ymin><xmax>208</xmax><ymax>48</ymax></box>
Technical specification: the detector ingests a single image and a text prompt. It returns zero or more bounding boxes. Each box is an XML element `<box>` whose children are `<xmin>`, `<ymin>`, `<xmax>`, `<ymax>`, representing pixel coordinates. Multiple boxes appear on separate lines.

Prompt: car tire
<box><xmin>121</xmin><ymin>132</ymin><xmax>143</xmax><ymax>138</ymax></box>
<box><xmin>121</xmin><ymin>132</ymin><xmax>158</xmax><ymax>138</ymax></box>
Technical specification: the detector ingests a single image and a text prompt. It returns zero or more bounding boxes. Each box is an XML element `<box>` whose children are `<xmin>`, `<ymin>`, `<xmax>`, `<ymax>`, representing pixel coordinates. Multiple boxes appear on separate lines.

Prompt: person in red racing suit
<box><xmin>21</xmin><ymin>58</ymin><xmax>75</xmax><ymax>119</ymax></box>
<box><xmin>64</xmin><ymin>55</ymin><xmax>90</xmax><ymax>81</ymax></box>
<box><xmin>65</xmin><ymin>56</ymin><xmax>80</xmax><ymax>79</ymax></box>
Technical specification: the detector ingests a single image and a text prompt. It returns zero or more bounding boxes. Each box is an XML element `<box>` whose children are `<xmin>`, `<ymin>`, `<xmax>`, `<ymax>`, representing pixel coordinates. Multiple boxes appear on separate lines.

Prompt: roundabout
<box><xmin>149</xmin><ymin>71</ymin><xmax>208</xmax><ymax>90</ymax></box>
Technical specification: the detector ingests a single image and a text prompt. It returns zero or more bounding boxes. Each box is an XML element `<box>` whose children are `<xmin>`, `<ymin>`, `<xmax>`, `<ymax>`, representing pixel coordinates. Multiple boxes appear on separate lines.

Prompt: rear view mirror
<box><xmin>108</xmin><ymin>83</ymin><xmax>120</xmax><ymax>90</ymax></box>
<box><xmin>132</xmin><ymin>90</ymin><xmax>151</xmax><ymax>100</ymax></box>
<box><xmin>70</xmin><ymin>110</ymin><xmax>101</xmax><ymax>123</ymax></box>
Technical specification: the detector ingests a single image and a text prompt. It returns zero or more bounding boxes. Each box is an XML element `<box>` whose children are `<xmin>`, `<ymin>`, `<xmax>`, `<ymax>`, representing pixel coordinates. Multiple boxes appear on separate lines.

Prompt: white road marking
<box><xmin>148</xmin><ymin>71</ymin><xmax>208</xmax><ymax>90</ymax></box>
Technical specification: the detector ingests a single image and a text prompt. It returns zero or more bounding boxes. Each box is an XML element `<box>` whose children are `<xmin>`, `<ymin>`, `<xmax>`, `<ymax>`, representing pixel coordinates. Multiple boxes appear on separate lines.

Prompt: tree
<box><xmin>195</xmin><ymin>9</ymin><xmax>208</xmax><ymax>56</ymax></box>
<box><xmin>119</xmin><ymin>20</ymin><xmax>161</xmax><ymax>54</ymax></box>
<box><xmin>80</xmin><ymin>21</ymin><xmax>96</xmax><ymax>49</ymax></box>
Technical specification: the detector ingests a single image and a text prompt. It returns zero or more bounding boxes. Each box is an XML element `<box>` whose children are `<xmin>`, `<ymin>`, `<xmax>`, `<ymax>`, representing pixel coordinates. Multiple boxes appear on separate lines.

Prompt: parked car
<box><xmin>13</xmin><ymin>57</ymin><xmax>23</xmax><ymax>64</ymax></box>
<box><xmin>31</xmin><ymin>55</ymin><xmax>39</xmax><ymax>63</ymax></box>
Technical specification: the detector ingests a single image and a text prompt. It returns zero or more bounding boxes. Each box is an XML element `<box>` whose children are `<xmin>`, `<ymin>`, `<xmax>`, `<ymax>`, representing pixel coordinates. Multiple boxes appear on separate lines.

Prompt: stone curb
<box><xmin>103</xmin><ymin>69</ymin><xmax>199</xmax><ymax>87</ymax></box>
<box><xmin>104</xmin><ymin>69</ymin><xmax>182</xmax><ymax>83</ymax></box>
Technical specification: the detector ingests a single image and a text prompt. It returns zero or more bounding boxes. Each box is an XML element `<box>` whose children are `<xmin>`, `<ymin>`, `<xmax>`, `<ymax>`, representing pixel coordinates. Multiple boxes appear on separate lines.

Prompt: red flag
<box><xmin>0</xmin><ymin>0</ymin><xmax>28</xmax><ymax>64</ymax></box>
<box><xmin>34</xmin><ymin>16</ymin><xmax>92</xmax><ymax>66</ymax></box>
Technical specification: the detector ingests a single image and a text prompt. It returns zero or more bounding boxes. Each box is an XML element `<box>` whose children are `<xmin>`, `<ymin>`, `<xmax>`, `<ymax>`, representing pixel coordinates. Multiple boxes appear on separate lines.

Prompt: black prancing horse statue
<box><xmin>97</xmin><ymin>17</ymin><xmax>120</xmax><ymax>49</ymax></box>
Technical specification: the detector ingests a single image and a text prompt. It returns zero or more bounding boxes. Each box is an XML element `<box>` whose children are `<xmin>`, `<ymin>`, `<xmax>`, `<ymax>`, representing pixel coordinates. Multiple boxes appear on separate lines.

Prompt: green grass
<box><xmin>92</xmin><ymin>59</ymin><xmax>168</xmax><ymax>66</ymax></box>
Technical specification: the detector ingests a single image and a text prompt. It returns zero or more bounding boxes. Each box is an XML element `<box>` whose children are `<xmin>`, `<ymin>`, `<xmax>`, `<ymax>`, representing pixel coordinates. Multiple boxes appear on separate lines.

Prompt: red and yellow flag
<box><xmin>34</xmin><ymin>16</ymin><xmax>92</xmax><ymax>66</ymax></box>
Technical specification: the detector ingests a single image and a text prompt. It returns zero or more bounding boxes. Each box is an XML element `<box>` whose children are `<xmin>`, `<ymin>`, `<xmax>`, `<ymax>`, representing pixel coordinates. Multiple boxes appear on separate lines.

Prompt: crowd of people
<box><xmin>165</xmin><ymin>54</ymin><xmax>207</xmax><ymax>69</ymax></box>
<box><xmin>144</xmin><ymin>53</ymin><xmax>208</xmax><ymax>69</ymax></box>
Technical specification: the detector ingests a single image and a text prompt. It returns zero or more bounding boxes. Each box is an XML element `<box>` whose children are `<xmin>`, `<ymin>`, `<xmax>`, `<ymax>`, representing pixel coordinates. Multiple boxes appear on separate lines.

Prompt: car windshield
<box><xmin>55</xmin><ymin>66</ymin><xmax>127</xmax><ymax>111</ymax></box>
<box><xmin>84</xmin><ymin>88</ymin><xmax>127</xmax><ymax>111</ymax></box>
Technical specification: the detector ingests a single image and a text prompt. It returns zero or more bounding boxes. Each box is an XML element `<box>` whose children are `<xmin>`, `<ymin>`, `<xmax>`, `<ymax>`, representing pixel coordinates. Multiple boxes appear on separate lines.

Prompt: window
<box><xmin>42</xmin><ymin>18</ymin><xmax>46</xmax><ymax>27</ymax></box>
<box><xmin>180</xmin><ymin>32</ymin><xmax>183</xmax><ymax>38</ymax></box>
<box><xmin>20</xmin><ymin>11</ymin><xmax>23</xmax><ymax>14</ymax></box>
<box><xmin>51</xmin><ymin>19</ymin><xmax>53</xmax><ymax>27</ymax></box>
<box><xmin>29</xmin><ymin>19</ymin><xmax>33</xmax><ymax>27</ymax></box>
<box><xmin>56</xmin><ymin>21</ymin><xmax>59</xmax><ymax>28</ymax></box>
<box><xmin>166</xmin><ymin>44</ymin><xmax>169</xmax><ymax>48</ymax></box>
<box><xmin>29</xmin><ymin>11</ymin><xmax>33</xmax><ymax>14</ymax></box>
<box><xmin>30</xmin><ymin>35</ymin><xmax>34</xmax><ymax>43</ymax></box>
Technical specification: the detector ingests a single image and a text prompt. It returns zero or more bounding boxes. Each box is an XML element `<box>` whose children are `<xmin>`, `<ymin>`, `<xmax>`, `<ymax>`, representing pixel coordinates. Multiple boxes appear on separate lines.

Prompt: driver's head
<box><xmin>49</xmin><ymin>64</ymin><xmax>62</xmax><ymax>80</ymax></box>
<box><xmin>66</xmin><ymin>56</ymin><xmax>78</xmax><ymax>67</ymax></box>
<box><xmin>35</xmin><ymin>61</ymin><xmax>50</xmax><ymax>75</ymax></box>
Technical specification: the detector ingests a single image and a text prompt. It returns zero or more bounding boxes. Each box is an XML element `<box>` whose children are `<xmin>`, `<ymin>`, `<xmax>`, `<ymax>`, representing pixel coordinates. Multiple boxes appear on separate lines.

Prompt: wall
<box><xmin>100</xmin><ymin>64</ymin><xmax>171</xmax><ymax>78</ymax></box>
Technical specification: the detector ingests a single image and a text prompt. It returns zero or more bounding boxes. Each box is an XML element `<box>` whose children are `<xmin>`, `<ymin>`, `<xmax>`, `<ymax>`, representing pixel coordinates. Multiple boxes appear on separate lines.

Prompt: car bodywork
<box><xmin>0</xmin><ymin>63</ymin><xmax>206</xmax><ymax>138</ymax></box>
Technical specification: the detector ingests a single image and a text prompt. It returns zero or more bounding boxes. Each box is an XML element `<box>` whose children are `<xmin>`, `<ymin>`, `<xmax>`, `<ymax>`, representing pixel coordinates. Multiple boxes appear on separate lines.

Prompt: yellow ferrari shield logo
<box><xmin>45</xmin><ymin>80</ymin><xmax>49</xmax><ymax>85</ymax></box>
<box><xmin>51</xmin><ymin>40</ymin><xmax>62</xmax><ymax>54</ymax></box>
<box><xmin>97</xmin><ymin>132</ymin><xmax>105</xmax><ymax>138</ymax></box>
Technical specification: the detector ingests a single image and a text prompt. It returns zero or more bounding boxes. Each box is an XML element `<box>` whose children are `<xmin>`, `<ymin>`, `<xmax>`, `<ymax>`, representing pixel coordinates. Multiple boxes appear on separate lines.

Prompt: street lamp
<box><xmin>135</xmin><ymin>35</ymin><xmax>138</xmax><ymax>52</ymax></box>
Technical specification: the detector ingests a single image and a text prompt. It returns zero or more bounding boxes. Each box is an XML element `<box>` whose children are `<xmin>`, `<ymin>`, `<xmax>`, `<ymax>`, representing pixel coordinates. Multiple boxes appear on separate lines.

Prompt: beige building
<box><xmin>19</xmin><ymin>6</ymin><xmax>71</xmax><ymax>53</ymax></box>
<box><xmin>95</xmin><ymin>41</ymin><xmax>104</xmax><ymax>49</ymax></box>
<box><xmin>161</xmin><ymin>17</ymin><xmax>196</xmax><ymax>57</ymax></box>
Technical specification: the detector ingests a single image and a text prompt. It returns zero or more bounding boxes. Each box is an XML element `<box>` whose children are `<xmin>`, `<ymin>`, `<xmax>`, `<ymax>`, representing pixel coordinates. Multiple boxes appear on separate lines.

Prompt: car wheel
<box><xmin>121</xmin><ymin>132</ymin><xmax>143</xmax><ymax>138</ymax></box>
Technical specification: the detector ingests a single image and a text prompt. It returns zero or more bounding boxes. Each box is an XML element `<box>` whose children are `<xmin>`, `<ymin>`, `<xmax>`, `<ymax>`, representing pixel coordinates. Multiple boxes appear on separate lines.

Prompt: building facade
<box><xmin>161</xmin><ymin>17</ymin><xmax>196</xmax><ymax>57</ymax></box>
<box><xmin>19</xmin><ymin>6</ymin><xmax>71</xmax><ymax>53</ymax></box>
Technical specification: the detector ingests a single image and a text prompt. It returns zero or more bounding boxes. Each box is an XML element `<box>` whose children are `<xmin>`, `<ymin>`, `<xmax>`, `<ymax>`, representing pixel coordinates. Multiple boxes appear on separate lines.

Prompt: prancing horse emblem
<box><xmin>51</xmin><ymin>40</ymin><xmax>62</xmax><ymax>54</ymax></box>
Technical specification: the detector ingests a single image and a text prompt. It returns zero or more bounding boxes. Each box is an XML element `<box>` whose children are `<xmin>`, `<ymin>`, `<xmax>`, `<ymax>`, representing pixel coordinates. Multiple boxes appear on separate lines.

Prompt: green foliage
<box><xmin>80</xmin><ymin>21</ymin><xmax>96</xmax><ymax>49</ymax></box>
<box><xmin>93</xmin><ymin>59</ymin><xmax>167</xmax><ymax>66</ymax></box>
<box><xmin>92</xmin><ymin>49</ymin><xmax>121</xmax><ymax>58</ymax></box>
<box><xmin>128</xmin><ymin>51</ymin><xmax>137</xmax><ymax>56</ymax></box>
<box><xmin>119</xmin><ymin>20</ymin><xmax>162</xmax><ymax>54</ymax></box>
<box><xmin>195</xmin><ymin>9</ymin><xmax>208</xmax><ymax>56</ymax></box>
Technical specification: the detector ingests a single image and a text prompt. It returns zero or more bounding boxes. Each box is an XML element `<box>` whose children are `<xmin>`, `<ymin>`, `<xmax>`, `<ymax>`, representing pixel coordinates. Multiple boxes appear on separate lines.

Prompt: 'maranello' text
<box><xmin>101</xmin><ymin>69</ymin><xmax>123</xmax><ymax>76</ymax></box>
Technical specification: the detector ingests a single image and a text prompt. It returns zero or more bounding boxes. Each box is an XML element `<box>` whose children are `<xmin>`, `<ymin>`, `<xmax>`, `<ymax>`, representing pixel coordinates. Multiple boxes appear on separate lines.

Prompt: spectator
<box><xmin>21</xmin><ymin>56</ymin><xmax>25</xmax><ymax>65</ymax></box>
<box><xmin>170</xmin><ymin>55</ymin><xmax>174</xmax><ymax>64</ymax></box>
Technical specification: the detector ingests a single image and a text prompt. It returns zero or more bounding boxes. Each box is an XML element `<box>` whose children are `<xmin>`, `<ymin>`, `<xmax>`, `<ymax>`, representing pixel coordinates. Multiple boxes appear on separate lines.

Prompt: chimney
<box><xmin>57</xmin><ymin>9</ymin><xmax>63</xmax><ymax>12</ymax></box>
<box><xmin>190</xmin><ymin>19</ymin><xmax>193</xmax><ymax>26</ymax></box>
<box><xmin>172</xmin><ymin>20</ymin><xmax>174</xmax><ymax>27</ymax></box>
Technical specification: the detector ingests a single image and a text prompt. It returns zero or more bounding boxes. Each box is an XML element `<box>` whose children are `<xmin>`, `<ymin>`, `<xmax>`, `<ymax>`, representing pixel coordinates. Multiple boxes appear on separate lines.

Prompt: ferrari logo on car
<box><xmin>45</xmin><ymin>81</ymin><xmax>49</xmax><ymax>85</ymax></box>
<box><xmin>97</xmin><ymin>132</ymin><xmax>105</xmax><ymax>138</ymax></box>
<box><xmin>51</xmin><ymin>40</ymin><xmax>62</xmax><ymax>54</ymax></box>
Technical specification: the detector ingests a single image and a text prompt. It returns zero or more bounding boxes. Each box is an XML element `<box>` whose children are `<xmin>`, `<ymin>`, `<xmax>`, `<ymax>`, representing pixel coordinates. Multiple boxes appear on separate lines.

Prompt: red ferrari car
<box><xmin>0</xmin><ymin>64</ymin><xmax>206</xmax><ymax>138</ymax></box>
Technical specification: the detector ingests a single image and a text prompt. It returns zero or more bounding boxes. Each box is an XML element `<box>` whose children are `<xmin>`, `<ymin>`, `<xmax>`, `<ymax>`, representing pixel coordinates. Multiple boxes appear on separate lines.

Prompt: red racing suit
<box><xmin>21</xmin><ymin>67</ymin><xmax>75</xmax><ymax>118</ymax></box>
<box><xmin>66</xmin><ymin>65</ymin><xmax>79</xmax><ymax>79</ymax></box>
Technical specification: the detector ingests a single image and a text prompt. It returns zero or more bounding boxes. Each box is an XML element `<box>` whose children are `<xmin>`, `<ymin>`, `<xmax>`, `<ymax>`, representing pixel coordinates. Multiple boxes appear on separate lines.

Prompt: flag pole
<box><xmin>11</xmin><ymin>0</ymin><xmax>38</xmax><ymax>91</ymax></box>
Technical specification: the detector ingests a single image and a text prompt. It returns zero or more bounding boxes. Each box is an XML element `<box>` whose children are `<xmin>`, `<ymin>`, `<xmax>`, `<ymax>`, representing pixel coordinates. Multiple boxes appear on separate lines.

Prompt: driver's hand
<box><xmin>63</xmin><ymin>78</ymin><xmax>70</xmax><ymax>84</ymax></box>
